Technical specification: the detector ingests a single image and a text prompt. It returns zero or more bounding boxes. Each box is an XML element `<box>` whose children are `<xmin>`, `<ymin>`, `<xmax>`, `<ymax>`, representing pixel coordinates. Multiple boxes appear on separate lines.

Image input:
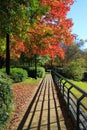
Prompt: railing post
<box><xmin>59</xmin><ymin>79</ymin><xmax>62</xmax><ymax>92</ymax></box>
<box><xmin>67</xmin><ymin>86</ymin><xmax>73</xmax><ymax>111</ymax></box>
<box><xmin>62</xmin><ymin>81</ymin><xmax>67</xmax><ymax>97</ymax></box>
<box><xmin>77</xmin><ymin>95</ymin><xmax>85</xmax><ymax>130</ymax></box>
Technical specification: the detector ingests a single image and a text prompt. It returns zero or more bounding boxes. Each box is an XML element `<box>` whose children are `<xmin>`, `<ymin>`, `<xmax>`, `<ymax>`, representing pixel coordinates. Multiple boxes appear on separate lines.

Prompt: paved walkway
<box><xmin>17</xmin><ymin>74</ymin><xmax>76</xmax><ymax>130</ymax></box>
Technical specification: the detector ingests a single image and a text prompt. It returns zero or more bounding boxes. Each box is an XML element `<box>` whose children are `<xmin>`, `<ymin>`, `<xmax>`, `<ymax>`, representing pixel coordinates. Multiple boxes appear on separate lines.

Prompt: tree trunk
<box><xmin>6</xmin><ymin>33</ymin><xmax>10</xmax><ymax>75</ymax></box>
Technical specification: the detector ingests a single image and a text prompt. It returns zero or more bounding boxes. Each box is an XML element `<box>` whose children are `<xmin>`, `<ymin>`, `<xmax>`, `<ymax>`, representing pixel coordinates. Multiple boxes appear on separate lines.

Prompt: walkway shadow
<box><xmin>17</xmin><ymin>74</ymin><xmax>76</xmax><ymax>130</ymax></box>
<box><xmin>17</xmin><ymin>78</ymin><xmax>44</xmax><ymax>130</ymax></box>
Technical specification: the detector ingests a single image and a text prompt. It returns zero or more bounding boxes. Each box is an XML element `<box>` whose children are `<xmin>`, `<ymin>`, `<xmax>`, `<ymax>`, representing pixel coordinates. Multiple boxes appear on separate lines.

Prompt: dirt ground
<box><xmin>5</xmin><ymin>82</ymin><xmax>39</xmax><ymax>130</ymax></box>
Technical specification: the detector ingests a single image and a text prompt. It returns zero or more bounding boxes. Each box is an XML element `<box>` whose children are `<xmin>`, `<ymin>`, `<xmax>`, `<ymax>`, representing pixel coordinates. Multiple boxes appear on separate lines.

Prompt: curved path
<box><xmin>17</xmin><ymin>74</ymin><xmax>76</xmax><ymax>130</ymax></box>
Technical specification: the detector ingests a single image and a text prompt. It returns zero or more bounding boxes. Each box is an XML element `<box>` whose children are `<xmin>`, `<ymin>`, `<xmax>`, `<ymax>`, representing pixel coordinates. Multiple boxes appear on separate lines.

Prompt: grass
<box><xmin>62</xmin><ymin>79</ymin><xmax>87</xmax><ymax>96</ymax></box>
<box><xmin>69</xmin><ymin>80</ymin><xmax>87</xmax><ymax>98</ymax></box>
<box><xmin>70</xmin><ymin>80</ymin><xmax>87</xmax><ymax>115</ymax></box>
<box><xmin>22</xmin><ymin>77</ymin><xmax>42</xmax><ymax>84</ymax></box>
<box><xmin>69</xmin><ymin>80</ymin><xmax>87</xmax><ymax>92</ymax></box>
<box><xmin>64</xmin><ymin>79</ymin><xmax>87</xmax><ymax>107</ymax></box>
<box><xmin>61</xmin><ymin>79</ymin><xmax>87</xmax><ymax>115</ymax></box>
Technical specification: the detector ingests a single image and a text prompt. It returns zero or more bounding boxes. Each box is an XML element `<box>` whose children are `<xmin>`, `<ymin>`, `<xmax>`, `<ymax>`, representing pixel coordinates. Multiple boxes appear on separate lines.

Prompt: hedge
<box><xmin>10</xmin><ymin>68</ymin><xmax>28</xmax><ymax>82</ymax></box>
<box><xmin>0</xmin><ymin>73</ymin><xmax>13</xmax><ymax>130</ymax></box>
<box><xmin>63</xmin><ymin>61</ymin><xmax>85</xmax><ymax>81</ymax></box>
<box><xmin>0</xmin><ymin>67</ymin><xmax>28</xmax><ymax>129</ymax></box>
<box><xmin>23</xmin><ymin>66</ymin><xmax>45</xmax><ymax>78</ymax></box>
<box><xmin>0</xmin><ymin>68</ymin><xmax>28</xmax><ymax>83</ymax></box>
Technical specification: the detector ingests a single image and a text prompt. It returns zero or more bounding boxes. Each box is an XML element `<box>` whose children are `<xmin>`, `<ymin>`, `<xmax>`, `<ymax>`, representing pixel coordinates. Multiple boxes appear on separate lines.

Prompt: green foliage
<box><xmin>0</xmin><ymin>71</ymin><xmax>13</xmax><ymax>85</ymax></box>
<box><xmin>37</xmin><ymin>67</ymin><xmax>45</xmax><ymax>78</ymax></box>
<box><xmin>37</xmin><ymin>55</ymin><xmax>50</xmax><ymax>66</ymax></box>
<box><xmin>63</xmin><ymin>59</ymin><xmax>85</xmax><ymax>81</ymax></box>
<box><xmin>0</xmin><ymin>67</ymin><xmax>28</xmax><ymax>83</ymax></box>
<box><xmin>0</xmin><ymin>73</ymin><xmax>13</xmax><ymax>130</ymax></box>
<box><xmin>10</xmin><ymin>68</ymin><xmax>28</xmax><ymax>83</ymax></box>
<box><xmin>27</xmin><ymin>0</ymin><xmax>49</xmax><ymax>23</ymax></box>
<box><xmin>23</xmin><ymin>67</ymin><xmax>35</xmax><ymax>78</ymax></box>
<box><xmin>0</xmin><ymin>1</ymin><xmax>29</xmax><ymax>36</ymax></box>
<box><xmin>0</xmin><ymin>0</ymin><xmax>49</xmax><ymax>37</ymax></box>
<box><xmin>0</xmin><ymin>38</ymin><xmax>6</xmax><ymax>55</ymax></box>
<box><xmin>24</xmin><ymin>66</ymin><xmax>45</xmax><ymax>78</ymax></box>
<box><xmin>0</xmin><ymin>67</ymin><xmax>28</xmax><ymax>129</ymax></box>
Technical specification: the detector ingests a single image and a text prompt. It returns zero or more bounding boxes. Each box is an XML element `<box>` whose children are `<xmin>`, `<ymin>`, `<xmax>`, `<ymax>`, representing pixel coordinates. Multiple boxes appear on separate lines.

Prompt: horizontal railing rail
<box><xmin>51</xmin><ymin>70</ymin><xmax>87</xmax><ymax>130</ymax></box>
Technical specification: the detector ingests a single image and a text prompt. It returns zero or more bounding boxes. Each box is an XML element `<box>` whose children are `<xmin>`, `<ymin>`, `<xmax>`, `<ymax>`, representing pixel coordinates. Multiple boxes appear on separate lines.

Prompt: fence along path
<box><xmin>17</xmin><ymin>73</ymin><xmax>76</xmax><ymax>130</ymax></box>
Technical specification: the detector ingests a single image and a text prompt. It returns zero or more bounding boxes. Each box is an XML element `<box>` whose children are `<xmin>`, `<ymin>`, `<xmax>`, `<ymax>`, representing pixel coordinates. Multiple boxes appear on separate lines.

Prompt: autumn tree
<box><xmin>0</xmin><ymin>0</ymin><xmax>48</xmax><ymax>74</ymax></box>
<box><xmin>11</xmin><ymin>0</ymin><xmax>75</xmax><ymax>60</ymax></box>
<box><xmin>6</xmin><ymin>0</ymin><xmax>75</xmax><ymax>78</ymax></box>
<box><xmin>39</xmin><ymin>0</ymin><xmax>75</xmax><ymax>57</ymax></box>
<box><xmin>0</xmin><ymin>0</ymin><xmax>75</xmax><ymax>74</ymax></box>
<box><xmin>0</xmin><ymin>0</ymin><xmax>29</xmax><ymax>74</ymax></box>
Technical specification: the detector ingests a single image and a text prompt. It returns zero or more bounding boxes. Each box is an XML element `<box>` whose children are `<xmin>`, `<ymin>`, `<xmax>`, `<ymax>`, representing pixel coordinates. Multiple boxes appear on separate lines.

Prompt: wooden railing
<box><xmin>51</xmin><ymin>70</ymin><xmax>87</xmax><ymax>130</ymax></box>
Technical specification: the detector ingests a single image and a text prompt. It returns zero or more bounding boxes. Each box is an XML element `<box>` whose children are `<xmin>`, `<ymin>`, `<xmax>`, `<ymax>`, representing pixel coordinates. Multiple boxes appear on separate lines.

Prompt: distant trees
<box><xmin>64</xmin><ymin>42</ymin><xmax>83</xmax><ymax>65</ymax></box>
<box><xmin>83</xmin><ymin>49</ymin><xmax>87</xmax><ymax>68</ymax></box>
<box><xmin>64</xmin><ymin>42</ymin><xmax>87</xmax><ymax>69</ymax></box>
<box><xmin>53</xmin><ymin>41</ymin><xmax>87</xmax><ymax>81</ymax></box>
<box><xmin>63</xmin><ymin>59</ymin><xmax>85</xmax><ymax>81</ymax></box>
<box><xmin>53</xmin><ymin>41</ymin><xmax>87</xmax><ymax>67</ymax></box>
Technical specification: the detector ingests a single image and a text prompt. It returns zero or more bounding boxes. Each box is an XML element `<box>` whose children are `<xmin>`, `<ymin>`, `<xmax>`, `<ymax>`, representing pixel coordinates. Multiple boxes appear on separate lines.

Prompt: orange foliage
<box><xmin>10</xmin><ymin>0</ymin><xmax>75</xmax><ymax>60</ymax></box>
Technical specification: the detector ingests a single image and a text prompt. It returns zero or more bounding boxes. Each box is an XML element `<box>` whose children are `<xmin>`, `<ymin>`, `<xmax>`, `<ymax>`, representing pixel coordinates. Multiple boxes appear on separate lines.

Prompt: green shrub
<box><xmin>0</xmin><ymin>67</ymin><xmax>28</xmax><ymax>83</ymax></box>
<box><xmin>23</xmin><ymin>66</ymin><xmax>45</xmax><ymax>78</ymax></box>
<box><xmin>10</xmin><ymin>68</ymin><xmax>28</xmax><ymax>82</ymax></box>
<box><xmin>0</xmin><ymin>79</ymin><xmax>13</xmax><ymax>130</ymax></box>
<box><xmin>63</xmin><ymin>60</ymin><xmax>85</xmax><ymax>81</ymax></box>
<box><xmin>37</xmin><ymin>67</ymin><xmax>45</xmax><ymax>78</ymax></box>
<box><xmin>0</xmin><ymin>68</ymin><xmax>28</xmax><ymax>129</ymax></box>
<box><xmin>0</xmin><ymin>71</ymin><xmax>13</xmax><ymax>85</ymax></box>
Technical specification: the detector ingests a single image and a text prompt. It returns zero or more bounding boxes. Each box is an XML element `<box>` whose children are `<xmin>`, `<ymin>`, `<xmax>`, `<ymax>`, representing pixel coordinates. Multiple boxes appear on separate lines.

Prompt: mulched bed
<box><xmin>5</xmin><ymin>82</ymin><xmax>39</xmax><ymax>130</ymax></box>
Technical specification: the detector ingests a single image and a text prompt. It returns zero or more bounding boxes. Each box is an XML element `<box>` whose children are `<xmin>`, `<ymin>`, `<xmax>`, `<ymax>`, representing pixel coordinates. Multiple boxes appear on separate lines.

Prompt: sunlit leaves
<box><xmin>0</xmin><ymin>0</ymin><xmax>75</xmax><ymax>60</ymax></box>
<box><xmin>0</xmin><ymin>1</ymin><xmax>29</xmax><ymax>36</ymax></box>
<box><xmin>0</xmin><ymin>38</ymin><xmax>6</xmax><ymax>56</ymax></box>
